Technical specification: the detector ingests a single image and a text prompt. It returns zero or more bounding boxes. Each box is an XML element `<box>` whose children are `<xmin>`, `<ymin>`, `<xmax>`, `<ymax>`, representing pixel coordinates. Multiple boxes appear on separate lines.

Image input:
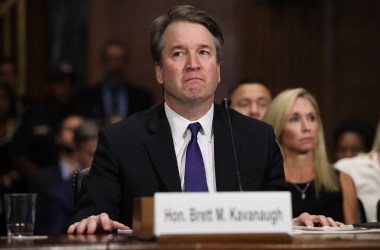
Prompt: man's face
<box><xmin>231</xmin><ymin>83</ymin><xmax>272</xmax><ymax>120</ymax></box>
<box><xmin>56</xmin><ymin>116</ymin><xmax>84</xmax><ymax>151</ymax></box>
<box><xmin>103</xmin><ymin>44</ymin><xmax>127</xmax><ymax>74</ymax></box>
<box><xmin>155</xmin><ymin>21</ymin><xmax>220</xmax><ymax>110</ymax></box>
<box><xmin>51</xmin><ymin>79</ymin><xmax>75</xmax><ymax>105</ymax></box>
<box><xmin>76</xmin><ymin>139</ymin><xmax>97</xmax><ymax>168</ymax></box>
<box><xmin>0</xmin><ymin>62</ymin><xmax>18</xmax><ymax>89</ymax></box>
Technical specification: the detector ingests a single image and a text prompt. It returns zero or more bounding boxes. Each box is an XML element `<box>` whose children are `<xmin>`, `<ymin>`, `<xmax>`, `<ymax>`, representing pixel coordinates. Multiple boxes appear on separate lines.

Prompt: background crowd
<box><xmin>0</xmin><ymin>1</ymin><xmax>379</xmax><ymax>236</ymax></box>
<box><xmin>1</xmin><ymin>47</ymin><xmax>378</xmax><ymax>235</ymax></box>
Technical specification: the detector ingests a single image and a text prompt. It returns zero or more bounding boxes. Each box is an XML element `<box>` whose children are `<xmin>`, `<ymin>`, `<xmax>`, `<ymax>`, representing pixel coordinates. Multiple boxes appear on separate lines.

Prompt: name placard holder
<box><xmin>153</xmin><ymin>192</ymin><xmax>292</xmax><ymax>242</ymax></box>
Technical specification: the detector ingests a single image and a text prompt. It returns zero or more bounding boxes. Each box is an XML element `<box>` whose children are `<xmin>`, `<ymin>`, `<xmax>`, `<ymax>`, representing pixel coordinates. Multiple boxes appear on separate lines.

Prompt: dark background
<box><xmin>4</xmin><ymin>0</ymin><xmax>380</xmax><ymax>158</ymax></box>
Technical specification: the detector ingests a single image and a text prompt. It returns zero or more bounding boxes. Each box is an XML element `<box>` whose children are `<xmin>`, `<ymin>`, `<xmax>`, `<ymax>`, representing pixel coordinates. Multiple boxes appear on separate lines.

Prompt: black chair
<box><xmin>377</xmin><ymin>199</ymin><xmax>380</xmax><ymax>222</ymax></box>
<box><xmin>72</xmin><ymin>168</ymin><xmax>90</xmax><ymax>204</ymax></box>
<box><xmin>357</xmin><ymin>199</ymin><xmax>367</xmax><ymax>223</ymax></box>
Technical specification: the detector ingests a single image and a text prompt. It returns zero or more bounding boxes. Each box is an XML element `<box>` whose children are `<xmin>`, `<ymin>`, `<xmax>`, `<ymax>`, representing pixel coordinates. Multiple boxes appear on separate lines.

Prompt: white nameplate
<box><xmin>154</xmin><ymin>192</ymin><xmax>292</xmax><ymax>236</ymax></box>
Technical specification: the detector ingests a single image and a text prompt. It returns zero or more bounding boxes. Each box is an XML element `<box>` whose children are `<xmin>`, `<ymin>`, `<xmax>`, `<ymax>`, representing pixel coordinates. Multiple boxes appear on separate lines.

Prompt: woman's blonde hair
<box><xmin>263</xmin><ymin>88</ymin><xmax>340</xmax><ymax>195</ymax></box>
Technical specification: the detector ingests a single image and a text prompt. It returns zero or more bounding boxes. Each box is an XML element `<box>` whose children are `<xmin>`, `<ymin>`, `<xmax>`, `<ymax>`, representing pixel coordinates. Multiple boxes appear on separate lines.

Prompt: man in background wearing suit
<box><xmin>78</xmin><ymin>40</ymin><xmax>153</xmax><ymax>125</ymax></box>
<box><xmin>68</xmin><ymin>5</ymin><xmax>341</xmax><ymax>234</ymax></box>
<box><xmin>30</xmin><ymin>114</ymin><xmax>84</xmax><ymax>235</ymax></box>
<box><xmin>229</xmin><ymin>77</ymin><xmax>272</xmax><ymax>121</ymax></box>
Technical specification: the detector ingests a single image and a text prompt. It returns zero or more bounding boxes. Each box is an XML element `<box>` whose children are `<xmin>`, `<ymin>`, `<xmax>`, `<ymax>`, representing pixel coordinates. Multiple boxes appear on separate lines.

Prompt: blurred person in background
<box><xmin>29</xmin><ymin>116</ymin><xmax>99</xmax><ymax>235</ymax></box>
<box><xmin>334</xmin><ymin>118</ymin><xmax>375</xmax><ymax>162</ymax></box>
<box><xmin>0</xmin><ymin>57</ymin><xmax>18</xmax><ymax>93</ymax></box>
<box><xmin>229</xmin><ymin>77</ymin><xmax>272</xmax><ymax>121</ymax></box>
<box><xmin>10</xmin><ymin>63</ymin><xmax>80</xmax><ymax>176</ymax></box>
<box><xmin>0</xmin><ymin>83</ymin><xmax>23</xmax><ymax>236</ymax></box>
<box><xmin>73</xmin><ymin>120</ymin><xmax>99</xmax><ymax>169</ymax></box>
<box><xmin>67</xmin><ymin>5</ymin><xmax>342</xmax><ymax>235</ymax></box>
<box><xmin>0</xmin><ymin>83</ymin><xmax>23</xmax><ymax>192</ymax></box>
<box><xmin>78</xmin><ymin>40</ymin><xmax>153</xmax><ymax>125</ymax></box>
<box><xmin>335</xmin><ymin>120</ymin><xmax>380</xmax><ymax>222</ymax></box>
<box><xmin>264</xmin><ymin>88</ymin><xmax>358</xmax><ymax>224</ymax></box>
<box><xmin>0</xmin><ymin>57</ymin><xmax>26</xmax><ymax>114</ymax></box>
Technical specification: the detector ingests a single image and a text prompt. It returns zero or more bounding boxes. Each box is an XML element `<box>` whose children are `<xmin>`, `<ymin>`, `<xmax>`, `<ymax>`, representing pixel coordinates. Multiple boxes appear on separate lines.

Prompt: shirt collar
<box><xmin>59</xmin><ymin>160</ymin><xmax>73</xmax><ymax>181</ymax></box>
<box><xmin>164</xmin><ymin>102</ymin><xmax>214</xmax><ymax>144</ymax></box>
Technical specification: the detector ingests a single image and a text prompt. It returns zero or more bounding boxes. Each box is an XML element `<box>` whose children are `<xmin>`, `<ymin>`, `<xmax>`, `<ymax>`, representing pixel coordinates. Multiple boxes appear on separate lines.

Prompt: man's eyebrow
<box><xmin>168</xmin><ymin>44</ymin><xmax>213</xmax><ymax>50</ymax></box>
<box><xmin>257</xmin><ymin>97</ymin><xmax>270</xmax><ymax>102</ymax></box>
<box><xmin>198</xmin><ymin>44</ymin><xmax>213</xmax><ymax>49</ymax></box>
<box><xmin>169</xmin><ymin>45</ymin><xmax>186</xmax><ymax>51</ymax></box>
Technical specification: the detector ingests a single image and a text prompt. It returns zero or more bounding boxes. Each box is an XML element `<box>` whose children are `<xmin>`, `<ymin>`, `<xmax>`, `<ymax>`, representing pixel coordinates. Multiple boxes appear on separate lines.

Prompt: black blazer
<box><xmin>70</xmin><ymin>103</ymin><xmax>285</xmax><ymax>226</ymax></box>
<box><xmin>29</xmin><ymin>165</ymin><xmax>73</xmax><ymax>235</ymax></box>
<box><xmin>77</xmin><ymin>83</ymin><xmax>153</xmax><ymax>124</ymax></box>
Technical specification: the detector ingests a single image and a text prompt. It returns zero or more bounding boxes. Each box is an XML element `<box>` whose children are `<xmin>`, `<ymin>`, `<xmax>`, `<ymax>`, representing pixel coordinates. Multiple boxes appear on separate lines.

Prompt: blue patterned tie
<box><xmin>184</xmin><ymin>122</ymin><xmax>208</xmax><ymax>192</ymax></box>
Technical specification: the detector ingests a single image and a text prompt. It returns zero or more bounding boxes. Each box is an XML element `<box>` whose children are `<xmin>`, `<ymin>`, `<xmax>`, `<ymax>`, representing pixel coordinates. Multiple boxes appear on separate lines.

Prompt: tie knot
<box><xmin>188</xmin><ymin>122</ymin><xmax>201</xmax><ymax>137</ymax></box>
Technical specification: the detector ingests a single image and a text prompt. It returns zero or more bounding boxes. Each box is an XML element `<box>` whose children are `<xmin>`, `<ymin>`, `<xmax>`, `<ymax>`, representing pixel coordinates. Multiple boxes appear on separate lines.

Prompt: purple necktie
<box><xmin>184</xmin><ymin>122</ymin><xmax>208</xmax><ymax>192</ymax></box>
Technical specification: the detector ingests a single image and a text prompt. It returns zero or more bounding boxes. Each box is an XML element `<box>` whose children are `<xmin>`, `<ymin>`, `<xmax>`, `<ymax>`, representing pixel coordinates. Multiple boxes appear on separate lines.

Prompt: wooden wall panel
<box><xmin>87</xmin><ymin>0</ymin><xmax>239</xmax><ymax>104</ymax></box>
<box><xmin>332</xmin><ymin>0</ymin><xmax>380</xmax><ymax>127</ymax></box>
<box><xmin>26</xmin><ymin>0</ymin><xmax>50</xmax><ymax>102</ymax></box>
<box><xmin>84</xmin><ymin>0</ymin><xmax>380</xmax><ymax>157</ymax></box>
<box><xmin>234</xmin><ymin>0</ymin><xmax>338</xmax><ymax>152</ymax></box>
<box><xmin>17</xmin><ymin>0</ymin><xmax>380</xmax><ymax>160</ymax></box>
<box><xmin>235</xmin><ymin>1</ymin><xmax>327</xmax><ymax>99</ymax></box>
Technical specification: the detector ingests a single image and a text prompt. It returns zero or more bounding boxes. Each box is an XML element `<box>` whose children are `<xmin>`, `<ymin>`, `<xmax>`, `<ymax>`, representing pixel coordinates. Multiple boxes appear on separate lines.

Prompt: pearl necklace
<box><xmin>291</xmin><ymin>182</ymin><xmax>311</xmax><ymax>200</ymax></box>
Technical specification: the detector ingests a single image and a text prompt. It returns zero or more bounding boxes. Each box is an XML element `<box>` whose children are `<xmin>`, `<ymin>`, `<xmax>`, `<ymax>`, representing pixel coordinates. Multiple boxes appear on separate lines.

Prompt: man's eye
<box><xmin>258</xmin><ymin>101</ymin><xmax>268</xmax><ymax>108</ymax></box>
<box><xmin>237</xmin><ymin>101</ymin><xmax>249</xmax><ymax>108</ymax></box>
<box><xmin>173</xmin><ymin>51</ymin><xmax>184</xmax><ymax>57</ymax></box>
<box><xmin>200</xmin><ymin>50</ymin><xmax>210</xmax><ymax>55</ymax></box>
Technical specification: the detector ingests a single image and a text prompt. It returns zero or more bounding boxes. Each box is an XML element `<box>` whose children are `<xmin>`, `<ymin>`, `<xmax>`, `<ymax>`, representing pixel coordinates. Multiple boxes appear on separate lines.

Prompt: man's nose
<box><xmin>249</xmin><ymin>103</ymin><xmax>259</xmax><ymax>115</ymax></box>
<box><xmin>186</xmin><ymin>53</ymin><xmax>201</xmax><ymax>70</ymax></box>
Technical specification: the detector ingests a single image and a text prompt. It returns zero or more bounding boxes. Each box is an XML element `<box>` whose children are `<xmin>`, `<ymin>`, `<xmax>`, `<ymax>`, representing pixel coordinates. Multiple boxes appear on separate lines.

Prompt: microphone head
<box><xmin>221</xmin><ymin>98</ymin><xmax>231</xmax><ymax>108</ymax></box>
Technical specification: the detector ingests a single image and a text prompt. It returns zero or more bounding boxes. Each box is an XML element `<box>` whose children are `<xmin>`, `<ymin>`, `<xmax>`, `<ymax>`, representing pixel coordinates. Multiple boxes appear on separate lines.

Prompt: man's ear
<box><xmin>155</xmin><ymin>63</ymin><xmax>163</xmax><ymax>85</ymax></box>
<box><xmin>217</xmin><ymin>64</ymin><xmax>221</xmax><ymax>83</ymax></box>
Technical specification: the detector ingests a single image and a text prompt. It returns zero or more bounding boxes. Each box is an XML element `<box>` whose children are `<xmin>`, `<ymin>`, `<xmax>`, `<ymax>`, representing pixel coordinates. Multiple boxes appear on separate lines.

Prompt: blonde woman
<box><xmin>335</xmin><ymin>120</ymin><xmax>380</xmax><ymax>222</ymax></box>
<box><xmin>264</xmin><ymin>88</ymin><xmax>358</xmax><ymax>224</ymax></box>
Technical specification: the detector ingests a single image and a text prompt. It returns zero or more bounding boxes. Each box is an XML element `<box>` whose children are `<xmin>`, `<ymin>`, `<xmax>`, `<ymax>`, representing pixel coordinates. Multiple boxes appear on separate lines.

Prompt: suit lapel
<box><xmin>143</xmin><ymin>105</ymin><xmax>182</xmax><ymax>192</ymax></box>
<box><xmin>213</xmin><ymin>105</ymin><xmax>240</xmax><ymax>191</ymax></box>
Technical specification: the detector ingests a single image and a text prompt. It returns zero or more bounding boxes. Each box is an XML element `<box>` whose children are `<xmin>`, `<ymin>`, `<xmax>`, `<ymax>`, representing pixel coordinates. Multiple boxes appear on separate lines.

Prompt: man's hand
<box><xmin>292</xmin><ymin>212</ymin><xmax>343</xmax><ymax>227</ymax></box>
<box><xmin>67</xmin><ymin>213</ymin><xmax>130</xmax><ymax>234</ymax></box>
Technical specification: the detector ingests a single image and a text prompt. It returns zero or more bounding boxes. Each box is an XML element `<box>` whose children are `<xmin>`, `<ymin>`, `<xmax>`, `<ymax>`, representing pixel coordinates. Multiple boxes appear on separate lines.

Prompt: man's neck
<box><xmin>165</xmin><ymin>99</ymin><xmax>214</xmax><ymax>121</ymax></box>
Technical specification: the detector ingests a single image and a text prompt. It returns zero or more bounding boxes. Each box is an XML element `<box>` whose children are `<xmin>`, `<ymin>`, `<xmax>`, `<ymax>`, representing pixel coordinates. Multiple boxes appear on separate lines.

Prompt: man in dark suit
<box><xmin>30</xmin><ymin>116</ymin><xmax>99</xmax><ymax>235</ymax></box>
<box><xmin>68</xmin><ymin>5</ymin><xmax>342</xmax><ymax>234</ymax></box>
<box><xmin>29</xmin><ymin>114</ymin><xmax>84</xmax><ymax>235</ymax></box>
<box><xmin>78</xmin><ymin>40</ymin><xmax>153</xmax><ymax>125</ymax></box>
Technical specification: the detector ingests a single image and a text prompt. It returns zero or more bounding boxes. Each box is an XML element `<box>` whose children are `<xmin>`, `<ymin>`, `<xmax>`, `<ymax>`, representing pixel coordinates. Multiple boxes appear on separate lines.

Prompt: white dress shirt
<box><xmin>164</xmin><ymin>102</ymin><xmax>216</xmax><ymax>192</ymax></box>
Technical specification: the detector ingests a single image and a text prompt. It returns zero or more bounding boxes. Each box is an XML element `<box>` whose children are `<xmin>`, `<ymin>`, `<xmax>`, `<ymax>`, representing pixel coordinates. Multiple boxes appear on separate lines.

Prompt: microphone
<box><xmin>221</xmin><ymin>98</ymin><xmax>243</xmax><ymax>191</ymax></box>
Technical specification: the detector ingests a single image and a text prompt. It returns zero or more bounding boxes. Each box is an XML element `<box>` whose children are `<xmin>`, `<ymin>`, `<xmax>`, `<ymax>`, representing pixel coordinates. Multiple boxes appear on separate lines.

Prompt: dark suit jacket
<box><xmin>77</xmin><ymin>83</ymin><xmax>153</xmax><ymax>125</ymax></box>
<box><xmin>29</xmin><ymin>165</ymin><xmax>73</xmax><ymax>235</ymax></box>
<box><xmin>70</xmin><ymin>103</ymin><xmax>285</xmax><ymax>227</ymax></box>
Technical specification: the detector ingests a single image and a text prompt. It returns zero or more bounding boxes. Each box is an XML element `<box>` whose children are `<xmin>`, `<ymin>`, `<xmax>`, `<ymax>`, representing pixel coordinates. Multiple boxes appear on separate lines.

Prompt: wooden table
<box><xmin>1</xmin><ymin>232</ymin><xmax>380</xmax><ymax>250</ymax></box>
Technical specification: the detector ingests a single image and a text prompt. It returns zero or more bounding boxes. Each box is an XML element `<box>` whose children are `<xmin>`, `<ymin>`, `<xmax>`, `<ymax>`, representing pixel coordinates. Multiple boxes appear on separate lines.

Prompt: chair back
<box><xmin>358</xmin><ymin>199</ymin><xmax>367</xmax><ymax>223</ymax></box>
<box><xmin>72</xmin><ymin>168</ymin><xmax>90</xmax><ymax>204</ymax></box>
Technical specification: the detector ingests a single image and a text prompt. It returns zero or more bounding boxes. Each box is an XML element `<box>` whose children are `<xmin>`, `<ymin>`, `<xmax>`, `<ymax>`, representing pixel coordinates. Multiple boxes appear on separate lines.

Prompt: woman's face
<box><xmin>281</xmin><ymin>97</ymin><xmax>319</xmax><ymax>154</ymax></box>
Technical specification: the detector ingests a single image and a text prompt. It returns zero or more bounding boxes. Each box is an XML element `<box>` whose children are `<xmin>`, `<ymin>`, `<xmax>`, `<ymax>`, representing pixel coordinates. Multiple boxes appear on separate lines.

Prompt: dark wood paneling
<box><xmin>87</xmin><ymin>0</ymin><xmax>239</xmax><ymax>104</ymax></box>
<box><xmin>26</xmin><ymin>0</ymin><xmax>50</xmax><ymax>102</ymax></box>
<box><xmin>332</xmin><ymin>0</ymin><xmax>380</xmax><ymax>127</ymax></box>
<box><xmin>10</xmin><ymin>0</ymin><xmax>359</xmax><ymax>159</ymax></box>
<box><xmin>86</xmin><ymin>0</ymin><xmax>380</xmax><ymax>157</ymax></box>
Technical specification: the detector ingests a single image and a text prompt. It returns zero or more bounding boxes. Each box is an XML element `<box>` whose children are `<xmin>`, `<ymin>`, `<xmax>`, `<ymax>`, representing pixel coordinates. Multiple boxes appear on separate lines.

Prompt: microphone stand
<box><xmin>221</xmin><ymin>98</ymin><xmax>243</xmax><ymax>192</ymax></box>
